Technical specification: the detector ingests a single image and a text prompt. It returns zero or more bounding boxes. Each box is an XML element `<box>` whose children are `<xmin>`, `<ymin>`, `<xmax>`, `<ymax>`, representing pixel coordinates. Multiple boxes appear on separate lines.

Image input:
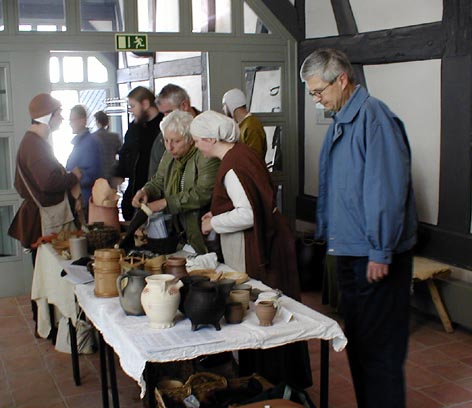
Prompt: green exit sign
<box><xmin>115</xmin><ymin>34</ymin><xmax>148</xmax><ymax>51</ymax></box>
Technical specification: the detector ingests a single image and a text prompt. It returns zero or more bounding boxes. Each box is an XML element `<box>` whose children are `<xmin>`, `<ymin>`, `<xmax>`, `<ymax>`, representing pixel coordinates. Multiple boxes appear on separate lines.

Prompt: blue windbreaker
<box><xmin>315</xmin><ymin>86</ymin><xmax>417</xmax><ymax>264</ymax></box>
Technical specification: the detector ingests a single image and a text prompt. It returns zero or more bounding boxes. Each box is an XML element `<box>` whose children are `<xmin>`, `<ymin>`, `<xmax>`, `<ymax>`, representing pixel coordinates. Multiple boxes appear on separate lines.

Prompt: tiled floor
<box><xmin>2</xmin><ymin>291</ymin><xmax>472</xmax><ymax>408</ymax></box>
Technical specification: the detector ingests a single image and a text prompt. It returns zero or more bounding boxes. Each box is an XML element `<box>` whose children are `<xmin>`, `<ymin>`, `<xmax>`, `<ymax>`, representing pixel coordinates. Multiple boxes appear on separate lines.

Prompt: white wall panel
<box><xmin>364</xmin><ymin>59</ymin><xmax>441</xmax><ymax>225</ymax></box>
<box><xmin>350</xmin><ymin>0</ymin><xmax>442</xmax><ymax>32</ymax></box>
<box><xmin>305</xmin><ymin>0</ymin><xmax>338</xmax><ymax>38</ymax></box>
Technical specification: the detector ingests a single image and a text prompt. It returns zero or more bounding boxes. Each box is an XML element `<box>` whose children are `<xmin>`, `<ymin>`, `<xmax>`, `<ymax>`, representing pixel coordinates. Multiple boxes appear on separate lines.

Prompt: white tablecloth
<box><xmin>75</xmin><ymin>279</ymin><xmax>347</xmax><ymax>397</ymax></box>
<box><xmin>31</xmin><ymin>244</ymin><xmax>80</xmax><ymax>338</ymax></box>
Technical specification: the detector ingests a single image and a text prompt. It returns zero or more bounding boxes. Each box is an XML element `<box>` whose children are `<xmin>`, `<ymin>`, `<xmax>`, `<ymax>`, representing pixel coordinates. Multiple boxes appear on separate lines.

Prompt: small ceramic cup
<box><xmin>229</xmin><ymin>289</ymin><xmax>250</xmax><ymax>310</ymax></box>
<box><xmin>233</xmin><ymin>283</ymin><xmax>251</xmax><ymax>292</ymax></box>
<box><xmin>255</xmin><ymin>301</ymin><xmax>277</xmax><ymax>326</ymax></box>
<box><xmin>255</xmin><ymin>291</ymin><xmax>280</xmax><ymax>314</ymax></box>
<box><xmin>224</xmin><ymin>302</ymin><xmax>244</xmax><ymax>324</ymax></box>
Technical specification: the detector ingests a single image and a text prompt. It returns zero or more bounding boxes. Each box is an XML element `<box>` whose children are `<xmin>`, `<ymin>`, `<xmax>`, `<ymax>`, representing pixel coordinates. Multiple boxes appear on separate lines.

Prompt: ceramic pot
<box><xmin>141</xmin><ymin>274</ymin><xmax>183</xmax><ymax>328</ymax></box>
<box><xmin>184</xmin><ymin>281</ymin><xmax>225</xmax><ymax>331</ymax></box>
<box><xmin>255</xmin><ymin>301</ymin><xmax>277</xmax><ymax>326</ymax></box>
<box><xmin>88</xmin><ymin>198</ymin><xmax>120</xmax><ymax>232</ymax></box>
<box><xmin>116</xmin><ymin>269</ymin><xmax>150</xmax><ymax>316</ymax></box>
<box><xmin>229</xmin><ymin>289</ymin><xmax>250</xmax><ymax>311</ymax></box>
<box><xmin>216</xmin><ymin>278</ymin><xmax>236</xmax><ymax>302</ymax></box>
<box><xmin>163</xmin><ymin>256</ymin><xmax>188</xmax><ymax>280</ymax></box>
<box><xmin>179</xmin><ymin>275</ymin><xmax>210</xmax><ymax>314</ymax></box>
<box><xmin>224</xmin><ymin>302</ymin><xmax>244</xmax><ymax>324</ymax></box>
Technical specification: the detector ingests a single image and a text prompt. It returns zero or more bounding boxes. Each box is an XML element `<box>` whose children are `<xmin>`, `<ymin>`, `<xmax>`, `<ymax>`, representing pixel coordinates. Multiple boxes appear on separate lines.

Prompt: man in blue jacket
<box><xmin>66</xmin><ymin>104</ymin><xmax>103</xmax><ymax>219</ymax></box>
<box><xmin>301</xmin><ymin>49</ymin><xmax>417</xmax><ymax>408</ymax></box>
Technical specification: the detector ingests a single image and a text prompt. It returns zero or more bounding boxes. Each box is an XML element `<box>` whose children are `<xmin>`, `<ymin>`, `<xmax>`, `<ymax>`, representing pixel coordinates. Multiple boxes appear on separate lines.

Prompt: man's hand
<box><xmin>367</xmin><ymin>261</ymin><xmax>389</xmax><ymax>283</ymax></box>
<box><xmin>132</xmin><ymin>189</ymin><xmax>148</xmax><ymax>208</ymax></box>
<box><xmin>147</xmin><ymin>198</ymin><xmax>167</xmax><ymax>213</ymax></box>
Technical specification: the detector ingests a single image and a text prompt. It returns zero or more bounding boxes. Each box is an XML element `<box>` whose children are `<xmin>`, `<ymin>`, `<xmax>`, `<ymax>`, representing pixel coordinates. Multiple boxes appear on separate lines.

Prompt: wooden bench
<box><xmin>413</xmin><ymin>256</ymin><xmax>454</xmax><ymax>333</ymax></box>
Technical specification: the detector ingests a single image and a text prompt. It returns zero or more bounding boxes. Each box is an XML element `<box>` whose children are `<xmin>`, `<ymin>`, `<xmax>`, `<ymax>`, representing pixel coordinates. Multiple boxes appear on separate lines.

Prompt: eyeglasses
<box><xmin>308</xmin><ymin>76</ymin><xmax>339</xmax><ymax>99</ymax></box>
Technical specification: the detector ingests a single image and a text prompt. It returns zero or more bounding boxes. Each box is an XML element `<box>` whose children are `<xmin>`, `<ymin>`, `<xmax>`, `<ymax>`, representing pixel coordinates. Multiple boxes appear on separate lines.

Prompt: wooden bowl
<box><xmin>221</xmin><ymin>271</ymin><xmax>249</xmax><ymax>284</ymax></box>
<box><xmin>188</xmin><ymin>269</ymin><xmax>221</xmax><ymax>281</ymax></box>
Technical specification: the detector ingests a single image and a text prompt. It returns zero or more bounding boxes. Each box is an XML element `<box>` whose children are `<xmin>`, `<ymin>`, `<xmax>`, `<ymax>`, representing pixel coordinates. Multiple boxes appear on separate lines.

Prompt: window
<box><xmin>245</xmin><ymin>65</ymin><xmax>282</xmax><ymax>113</ymax></box>
<box><xmin>0</xmin><ymin>65</ymin><xmax>10</xmax><ymax>122</ymax></box>
<box><xmin>18</xmin><ymin>0</ymin><xmax>66</xmax><ymax>32</ymax></box>
<box><xmin>80</xmin><ymin>0</ymin><xmax>124</xmax><ymax>32</ymax></box>
<box><xmin>0</xmin><ymin>137</ymin><xmax>11</xmax><ymax>189</ymax></box>
<box><xmin>0</xmin><ymin>205</ymin><xmax>16</xmax><ymax>257</ymax></box>
<box><xmin>0</xmin><ymin>0</ymin><xmax>4</xmax><ymax>31</ymax></box>
<box><xmin>138</xmin><ymin>0</ymin><xmax>179</xmax><ymax>32</ymax></box>
<box><xmin>244</xmin><ymin>2</ymin><xmax>270</xmax><ymax>34</ymax></box>
<box><xmin>192</xmin><ymin>0</ymin><xmax>231</xmax><ymax>33</ymax></box>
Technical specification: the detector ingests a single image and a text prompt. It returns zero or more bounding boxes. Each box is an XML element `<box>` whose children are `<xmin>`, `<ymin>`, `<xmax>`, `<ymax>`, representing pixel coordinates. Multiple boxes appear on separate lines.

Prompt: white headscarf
<box><xmin>190</xmin><ymin>110</ymin><xmax>240</xmax><ymax>142</ymax></box>
<box><xmin>222</xmin><ymin>88</ymin><xmax>246</xmax><ymax>117</ymax></box>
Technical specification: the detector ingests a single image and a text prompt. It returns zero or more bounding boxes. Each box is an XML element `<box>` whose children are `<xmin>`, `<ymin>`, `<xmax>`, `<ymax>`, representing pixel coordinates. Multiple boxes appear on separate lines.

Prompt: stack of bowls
<box><xmin>93</xmin><ymin>248</ymin><xmax>122</xmax><ymax>297</ymax></box>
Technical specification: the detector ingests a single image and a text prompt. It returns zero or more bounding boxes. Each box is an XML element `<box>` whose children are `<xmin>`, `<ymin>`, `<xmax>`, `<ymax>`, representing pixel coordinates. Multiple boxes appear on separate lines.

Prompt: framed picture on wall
<box><xmin>316</xmin><ymin>105</ymin><xmax>333</xmax><ymax>125</ymax></box>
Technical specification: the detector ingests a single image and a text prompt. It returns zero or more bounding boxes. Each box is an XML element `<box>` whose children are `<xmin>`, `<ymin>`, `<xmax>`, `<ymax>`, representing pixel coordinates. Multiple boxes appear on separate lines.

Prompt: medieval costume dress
<box><xmin>210</xmin><ymin>142</ymin><xmax>312</xmax><ymax>389</ymax></box>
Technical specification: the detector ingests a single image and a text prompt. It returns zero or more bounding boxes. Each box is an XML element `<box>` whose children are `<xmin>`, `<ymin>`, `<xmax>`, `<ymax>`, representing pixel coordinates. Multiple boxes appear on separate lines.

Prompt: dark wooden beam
<box><xmin>443</xmin><ymin>0</ymin><xmax>472</xmax><ymax>57</ymax></box>
<box><xmin>261</xmin><ymin>0</ymin><xmax>304</xmax><ymax>41</ymax></box>
<box><xmin>299</xmin><ymin>22</ymin><xmax>444</xmax><ymax>65</ymax></box>
<box><xmin>330</xmin><ymin>0</ymin><xmax>358</xmax><ymax>35</ymax></box>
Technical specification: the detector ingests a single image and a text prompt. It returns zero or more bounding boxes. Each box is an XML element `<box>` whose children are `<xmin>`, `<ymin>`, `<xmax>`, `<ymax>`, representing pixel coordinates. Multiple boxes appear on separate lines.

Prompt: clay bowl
<box><xmin>188</xmin><ymin>269</ymin><xmax>221</xmax><ymax>282</ymax></box>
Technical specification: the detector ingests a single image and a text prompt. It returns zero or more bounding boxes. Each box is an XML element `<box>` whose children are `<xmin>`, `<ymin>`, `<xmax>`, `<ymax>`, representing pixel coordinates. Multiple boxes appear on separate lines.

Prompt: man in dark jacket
<box><xmin>113</xmin><ymin>86</ymin><xmax>163</xmax><ymax>220</ymax></box>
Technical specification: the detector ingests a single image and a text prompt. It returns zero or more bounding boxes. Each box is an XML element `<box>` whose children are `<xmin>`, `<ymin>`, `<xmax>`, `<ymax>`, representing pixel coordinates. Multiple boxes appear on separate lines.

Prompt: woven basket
<box><xmin>228</xmin><ymin>373</ymin><xmax>274</xmax><ymax>392</ymax></box>
<box><xmin>185</xmin><ymin>372</ymin><xmax>228</xmax><ymax>402</ymax></box>
<box><xmin>154</xmin><ymin>379</ymin><xmax>191</xmax><ymax>407</ymax></box>
<box><xmin>86</xmin><ymin>225</ymin><xmax>120</xmax><ymax>253</ymax></box>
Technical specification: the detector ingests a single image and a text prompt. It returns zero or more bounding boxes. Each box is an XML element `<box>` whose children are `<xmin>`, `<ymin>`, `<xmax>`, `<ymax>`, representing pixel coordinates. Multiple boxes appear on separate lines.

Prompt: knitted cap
<box><xmin>28</xmin><ymin>93</ymin><xmax>61</xmax><ymax>120</ymax></box>
<box><xmin>222</xmin><ymin>88</ymin><xmax>246</xmax><ymax>117</ymax></box>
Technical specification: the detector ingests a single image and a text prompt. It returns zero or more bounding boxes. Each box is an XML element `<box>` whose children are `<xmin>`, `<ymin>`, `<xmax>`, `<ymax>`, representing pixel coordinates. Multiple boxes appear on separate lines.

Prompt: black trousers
<box><xmin>335</xmin><ymin>250</ymin><xmax>412</xmax><ymax>408</ymax></box>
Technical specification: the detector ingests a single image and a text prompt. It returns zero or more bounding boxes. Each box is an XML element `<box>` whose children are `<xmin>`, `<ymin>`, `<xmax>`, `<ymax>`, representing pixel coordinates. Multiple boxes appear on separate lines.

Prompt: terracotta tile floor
<box><xmin>2</xmin><ymin>291</ymin><xmax>472</xmax><ymax>407</ymax></box>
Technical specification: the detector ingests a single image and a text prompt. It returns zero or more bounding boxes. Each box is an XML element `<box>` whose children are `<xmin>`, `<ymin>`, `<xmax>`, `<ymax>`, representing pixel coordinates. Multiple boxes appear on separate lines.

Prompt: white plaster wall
<box><xmin>364</xmin><ymin>60</ymin><xmax>441</xmax><ymax>225</ymax></box>
<box><xmin>350</xmin><ymin>0</ymin><xmax>442</xmax><ymax>32</ymax></box>
<box><xmin>305</xmin><ymin>0</ymin><xmax>338</xmax><ymax>38</ymax></box>
<box><xmin>304</xmin><ymin>96</ymin><xmax>330</xmax><ymax>197</ymax></box>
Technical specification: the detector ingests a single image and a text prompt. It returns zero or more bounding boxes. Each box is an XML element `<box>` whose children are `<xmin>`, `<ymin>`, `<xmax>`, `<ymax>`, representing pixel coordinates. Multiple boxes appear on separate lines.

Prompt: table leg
<box><xmin>143</xmin><ymin>363</ymin><xmax>157</xmax><ymax>408</ymax></box>
<box><xmin>320</xmin><ymin>339</ymin><xmax>330</xmax><ymax>408</ymax></box>
<box><xmin>48</xmin><ymin>303</ymin><xmax>57</xmax><ymax>344</ymax></box>
<box><xmin>426</xmin><ymin>279</ymin><xmax>454</xmax><ymax>333</ymax></box>
<box><xmin>106</xmin><ymin>343</ymin><xmax>120</xmax><ymax>408</ymax></box>
<box><xmin>98</xmin><ymin>333</ymin><xmax>110</xmax><ymax>408</ymax></box>
<box><xmin>68</xmin><ymin>318</ymin><xmax>81</xmax><ymax>386</ymax></box>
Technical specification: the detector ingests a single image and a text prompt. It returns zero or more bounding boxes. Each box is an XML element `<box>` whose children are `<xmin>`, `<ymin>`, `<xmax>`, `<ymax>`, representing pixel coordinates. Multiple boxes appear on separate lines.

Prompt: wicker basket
<box><xmin>228</xmin><ymin>373</ymin><xmax>274</xmax><ymax>392</ymax></box>
<box><xmin>86</xmin><ymin>225</ymin><xmax>120</xmax><ymax>253</ymax></box>
<box><xmin>154</xmin><ymin>379</ymin><xmax>192</xmax><ymax>408</ymax></box>
<box><xmin>185</xmin><ymin>372</ymin><xmax>228</xmax><ymax>402</ymax></box>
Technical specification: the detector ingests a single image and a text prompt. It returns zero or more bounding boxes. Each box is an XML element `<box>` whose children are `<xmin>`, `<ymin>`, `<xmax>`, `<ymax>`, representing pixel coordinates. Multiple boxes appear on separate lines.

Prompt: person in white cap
<box><xmin>190</xmin><ymin>110</ymin><xmax>311</xmax><ymax>389</ymax></box>
<box><xmin>222</xmin><ymin>88</ymin><xmax>267</xmax><ymax>160</ymax></box>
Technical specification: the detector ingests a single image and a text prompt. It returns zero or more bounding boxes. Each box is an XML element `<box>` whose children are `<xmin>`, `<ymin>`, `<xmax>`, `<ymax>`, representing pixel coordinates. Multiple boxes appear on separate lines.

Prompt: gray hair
<box><xmin>159</xmin><ymin>110</ymin><xmax>194</xmax><ymax>143</ymax></box>
<box><xmin>156</xmin><ymin>84</ymin><xmax>190</xmax><ymax>108</ymax></box>
<box><xmin>300</xmin><ymin>48</ymin><xmax>355</xmax><ymax>84</ymax></box>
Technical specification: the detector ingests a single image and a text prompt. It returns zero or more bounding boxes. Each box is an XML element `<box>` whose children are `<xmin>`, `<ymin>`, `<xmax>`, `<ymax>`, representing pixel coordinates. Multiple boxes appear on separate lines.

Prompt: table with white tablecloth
<box><xmin>75</xmin><ymin>276</ymin><xmax>347</xmax><ymax>408</ymax></box>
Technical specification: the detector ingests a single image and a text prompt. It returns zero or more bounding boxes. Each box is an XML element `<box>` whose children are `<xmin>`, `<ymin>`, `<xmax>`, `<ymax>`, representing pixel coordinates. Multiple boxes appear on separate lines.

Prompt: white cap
<box><xmin>190</xmin><ymin>110</ymin><xmax>240</xmax><ymax>142</ymax></box>
<box><xmin>222</xmin><ymin>88</ymin><xmax>246</xmax><ymax>117</ymax></box>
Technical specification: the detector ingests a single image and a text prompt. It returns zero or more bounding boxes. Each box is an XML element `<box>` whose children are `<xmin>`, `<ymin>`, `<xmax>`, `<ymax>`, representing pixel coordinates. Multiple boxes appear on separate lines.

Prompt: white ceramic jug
<box><xmin>141</xmin><ymin>274</ymin><xmax>183</xmax><ymax>328</ymax></box>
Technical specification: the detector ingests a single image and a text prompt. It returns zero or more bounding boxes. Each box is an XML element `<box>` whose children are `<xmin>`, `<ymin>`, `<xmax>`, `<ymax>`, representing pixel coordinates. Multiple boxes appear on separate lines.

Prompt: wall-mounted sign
<box><xmin>115</xmin><ymin>34</ymin><xmax>148</xmax><ymax>51</ymax></box>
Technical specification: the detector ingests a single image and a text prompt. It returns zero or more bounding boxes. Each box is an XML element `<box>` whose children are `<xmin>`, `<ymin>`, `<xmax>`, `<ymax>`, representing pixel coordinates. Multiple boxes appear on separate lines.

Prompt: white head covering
<box><xmin>190</xmin><ymin>110</ymin><xmax>240</xmax><ymax>143</ymax></box>
<box><xmin>34</xmin><ymin>113</ymin><xmax>53</xmax><ymax>125</ymax></box>
<box><xmin>222</xmin><ymin>88</ymin><xmax>246</xmax><ymax>117</ymax></box>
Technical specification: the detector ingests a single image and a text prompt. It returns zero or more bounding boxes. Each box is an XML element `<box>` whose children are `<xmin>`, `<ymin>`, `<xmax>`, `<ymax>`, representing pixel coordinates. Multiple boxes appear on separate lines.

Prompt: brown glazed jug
<box><xmin>163</xmin><ymin>256</ymin><xmax>188</xmax><ymax>280</ymax></box>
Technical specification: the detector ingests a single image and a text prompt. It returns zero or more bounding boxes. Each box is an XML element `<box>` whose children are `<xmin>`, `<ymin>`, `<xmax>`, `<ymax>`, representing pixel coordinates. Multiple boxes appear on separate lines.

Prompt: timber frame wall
<box><xmin>267</xmin><ymin>0</ymin><xmax>472</xmax><ymax>269</ymax></box>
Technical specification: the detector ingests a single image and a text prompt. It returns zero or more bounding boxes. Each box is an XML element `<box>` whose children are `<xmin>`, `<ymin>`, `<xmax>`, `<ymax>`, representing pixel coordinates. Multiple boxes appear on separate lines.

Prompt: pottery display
<box><xmin>255</xmin><ymin>301</ymin><xmax>277</xmax><ymax>326</ymax></box>
<box><xmin>229</xmin><ymin>289</ymin><xmax>250</xmax><ymax>311</ymax></box>
<box><xmin>179</xmin><ymin>275</ymin><xmax>210</xmax><ymax>314</ymax></box>
<box><xmin>94</xmin><ymin>248</ymin><xmax>122</xmax><ymax>297</ymax></box>
<box><xmin>163</xmin><ymin>256</ymin><xmax>189</xmax><ymax>280</ymax></box>
<box><xmin>116</xmin><ymin>269</ymin><xmax>150</xmax><ymax>316</ymax></box>
<box><xmin>141</xmin><ymin>274</ymin><xmax>183</xmax><ymax>328</ymax></box>
<box><xmin>184</xmin><ymin>281</ymin><xmax>226</xmax><ymax>331</ymax></box>
<box><xmin>216</xmin><ymin>278</ymin><xmax>236</xmax><ymax>302</ymax></box>
<box><xmin>224</xmin><ymin>302</ymin><xmax>244</xmax><ymax>324</ymax></box>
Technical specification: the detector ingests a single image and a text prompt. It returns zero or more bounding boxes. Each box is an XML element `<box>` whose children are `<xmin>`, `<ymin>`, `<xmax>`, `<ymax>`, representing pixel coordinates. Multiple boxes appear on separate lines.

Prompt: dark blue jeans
<box><xmin>335</xmin><ymin>250</ymin><xmax>412</xmax><ymax>408</ymax></box>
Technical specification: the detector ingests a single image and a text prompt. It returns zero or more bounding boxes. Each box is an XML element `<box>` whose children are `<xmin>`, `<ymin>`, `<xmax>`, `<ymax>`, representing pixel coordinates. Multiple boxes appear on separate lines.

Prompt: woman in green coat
<box><xmin>132</xmin><ymin>110</ymin><xmax>219</xmax><ymax>254</ymax></box>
